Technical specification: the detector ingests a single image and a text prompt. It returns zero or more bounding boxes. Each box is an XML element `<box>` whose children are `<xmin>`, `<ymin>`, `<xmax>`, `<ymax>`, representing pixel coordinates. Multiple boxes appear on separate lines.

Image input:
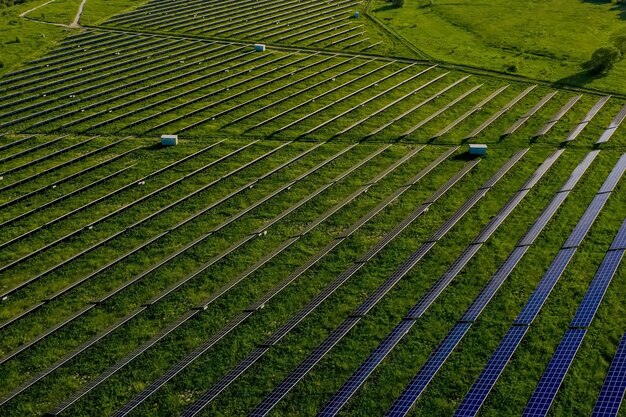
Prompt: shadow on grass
<box><xmin>581</xmin><ymin>0</ymin><xmax>626</xmax><ymax>19</ymax></box>
<box><xmin>373</xmin><ymin>4</ymin><xmax>396</xmax><ymax>12</ymax></box>
<box><xmin>554</xmin><ymin>67</ymin><xmax>608</xmax><ymax>88</ymax></box>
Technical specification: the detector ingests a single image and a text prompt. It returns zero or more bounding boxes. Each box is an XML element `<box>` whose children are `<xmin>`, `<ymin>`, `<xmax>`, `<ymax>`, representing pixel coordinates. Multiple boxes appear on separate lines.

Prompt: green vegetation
<box><xmin>371</xmin><ymin>0</ymin><xmax>626</xmax><ymax>94</ymax></box>
<box><xmin>0</xmin><ymin>3</ymin><xmax>67</xmax><ymax>76</ymax></box>
<box><xmin>0</xmin><ymin>1</ymin><xmax>626</xmax><ymax>417</ymax></box>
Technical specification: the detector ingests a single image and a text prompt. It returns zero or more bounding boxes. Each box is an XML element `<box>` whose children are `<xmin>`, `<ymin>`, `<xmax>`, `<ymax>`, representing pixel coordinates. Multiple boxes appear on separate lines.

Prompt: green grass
<box><xmin>371</xmin><ymin>0</ymin><xmax>626</xmax><ymax>94</ymax></box>
<box><xmin>1</xmin><ymin>1</ymin><xmax>626</xmax><ymax>417</ymax></box>
<box><xmin>0</xmin><ymin>2</ymin><xmax>68</xmax><ymax>76</ymax></box>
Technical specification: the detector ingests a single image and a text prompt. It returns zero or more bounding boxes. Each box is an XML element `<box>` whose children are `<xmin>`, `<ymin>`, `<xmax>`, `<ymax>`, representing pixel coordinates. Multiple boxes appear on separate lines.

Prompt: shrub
<box><xmin>585</xmin><ymin>46</ymin><xmax>622</xmax><ymax>75</ymax></box>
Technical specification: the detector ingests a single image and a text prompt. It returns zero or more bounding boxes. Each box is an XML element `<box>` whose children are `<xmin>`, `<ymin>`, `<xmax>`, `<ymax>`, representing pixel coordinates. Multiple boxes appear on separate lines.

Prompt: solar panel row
<box><xmin>186</xmin><ymin>157</ymin><xmax>487</xmax><ymax>417</ymax></box>
<box><xmin>97</xmin><ymin>146</ymin><xmax>450</xmax><ymax>417</ymax></box>
<box><xmin>534</xmin><ymin>95</ymin><xmax>581</xmax><ymax>137</ymax></box>
<box><xmin>318</xmin><ymin>150</ymin><xmax>559</xmax><ymax>417</ymax></box>
<box><xmin>522</xmin><ymin>329</ymin><xmax>587</xmax><ymax>417</ymax></box>
<box><xmin>597</xmin><ymin>104</ymin><xmax>626</xmax><ymax>144</ymax></box>
<box><xmin>385</xmin><ymin>322</ymin><xmax>473</xmax><ymax>417</ymax></box>
<box><xmin>242</xmin><ymin>152</ymin><xmax>528</xmax><ymax>417</ymax></box>
<box><xmin>563</xmin><ymin>95</ymin><xmax>610</xmax><ymax>142</ymax></box>
<box><xmin>502</xmin><ymin>91</ymin><xmax>557</xmax><ymax>136</ymax></box>
<box><xmin>454</xmin><ymin>152</ymin><xmax>624</xmax><ymax>417</ymax></box>
<box><xmin>592</xmin><ymin>333</ymin><xmax>626</xmax><ymax>417</ymax></box>
<box><xmin>454</xmin><ymin>326</ymin><xmax>529</xmax><ymax>417</ymax></box>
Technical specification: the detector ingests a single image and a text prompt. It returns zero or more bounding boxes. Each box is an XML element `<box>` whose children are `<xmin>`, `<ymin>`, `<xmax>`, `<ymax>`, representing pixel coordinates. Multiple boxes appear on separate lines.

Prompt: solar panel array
<box><xmin>180</xmin><ymin>155</ymin><xmax>489</xmax><ymax>417</ymax></box>
<box><xmin>592</xmin><ymin>333</ymin><xmax>626</xmax><ymax>417</ymax></box>
<box><xmin>383</xmin><ymin>150</ymin><xmax>612</xmax><ymax>417</ymax></box>
<box><xmin>40</xmin><ymin>144</ymin><xmax>436</xmax><ymax>415</ymax></box>
<box><xmin>238</xmin><ymin>152</ymin><xmax>529</xmax><ymax>417</ymax></box>
<box><xmin>73</xmin><ymin>146</ymin><xmax>458</xmax><ymax>417</ymax></box>
<box><xmin>521</xmin><ymin>216</ymin><xmax>626</xmax><ymax>417</ymax></box>
<box><xmin>454</xmin><ymin>152</ymin><xmax>626</xmax><ymax>417</ymax></box>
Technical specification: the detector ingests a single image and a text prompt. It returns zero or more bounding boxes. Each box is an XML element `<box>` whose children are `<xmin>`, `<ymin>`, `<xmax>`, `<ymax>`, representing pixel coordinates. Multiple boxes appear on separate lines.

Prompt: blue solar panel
<box><xmin>562</xmin><ymin>192</ymin><xmax>610</xmax><ymax>248</ymax></box>
<box><xmin>318</xmin><ymin>320</ymin><xmax>415</xmax><ymax>417</ymax></box>
<box><xmin>384</xmin><ymin>322</ymin><xmax>472</xmax><ymax>417</ymax></box>
<box><xmin>559</xmin><ymin>151</ymin><xmax>600</xmax><ymax>192</ymax></box>
<box><xmin>250</xmin><ymin>317</ymin><xmax>361</xmax><ymax>417</ymax></box>
<box><xmin>610</xmin><ymin>218</ymin><xmax>626</xmax><ymax>251</ymax></box>
<box><xmin>181</xmin><ymin>347</ymin><xmax>270</xmax><ymax>417</ymax></box>
<box><xmin>454</xmin><ymin>326</ymin><xmax>528</xmax><ymax>417</ymax></box>
<box><xmin>518</xmin><ymin>192</ymin><xmax>568</xmax><ymax>247</ymax></box>
<box><xmin>514</xmin><ymin>248</ymin><xmax>577</xmax><ymax>325</ymax></box>
<box><xmin>598</xmin><ymin>154</ymin><xmax>626</xmax><ymax>194</ymax></box>
<box><xmin>570</xmin><ymin>250</ymin><xmax>625</xmax><ymax>328</ymax></box>
<box><xmin>462</xmin><ymin>246</ymin><xmax>528</xmax><ymax>322</ymax></box>
<box><xmin>406</xmin><ymin>244</ymin><xmax>481</xmax><ymax>319</ymax></box>
<box><xmin>522</xmin><ymin>328</ymin><xmax>587</xmax><ymax>417</ymax></box>
<box><xmin>592</xmin><ymin>333</ymin><xmax>626</xmax><ymax>417</ymax></box>
<box><xmin>473</xmin><ymin>191</ymin><xmax>528</xmax><ymax>244</ymax></box>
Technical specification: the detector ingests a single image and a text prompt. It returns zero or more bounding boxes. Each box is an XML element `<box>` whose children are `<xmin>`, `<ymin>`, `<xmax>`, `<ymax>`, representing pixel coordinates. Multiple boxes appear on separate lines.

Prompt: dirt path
<box><xmin>19</xmin><ymin>0</ymin><xmax>87</xmax><ymax>28</ymax></box>
<box><xmin>70</xmin><ymin>0</ymin><xmax>88</xmax><ymax>28</ymax></box>
<box><xmin>19</xmin><ymin>0</ymin><xmax>57</xmax><ymax>18</ymax></box>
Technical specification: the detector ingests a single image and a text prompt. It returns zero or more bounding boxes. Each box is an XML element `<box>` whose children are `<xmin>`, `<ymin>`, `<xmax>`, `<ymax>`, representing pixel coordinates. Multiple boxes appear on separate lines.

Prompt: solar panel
<box><xmin>502</xmin><ymin>91</ymin><xmax>557</xmax><ymax>136</ymax></box>
<box><xmin>562</xmin><ymin>192</ymin><xmax>610</xmax><ymax>248</ymax></box>
<box><xmin>423</xmin><ymin>159</ymin><xmax>479</xmax><ymax>204</ymax></box>
<box><xmin>479</xmin><ymin>148</ymin><xmax>529</xmax><ymax>190</ymax></box>
<box><xmin>518</xmin><ymin>192</ymin><xmax>568</xmax><ymax>247</ymax></box>
<box><xmin>384</xmin><ymin>322</ymin><xmax>472</xmax><ymax>417</ymax></box>
<box><xmin>570</xmin><ymin>250</ymin><xmax>625</xmax><ymax>328</ymax></box>
<box><xmin>610</xmin><ymin>218</ymin><xmax>626</xmax><ymax>251</ymax></box>
<box><xmin>318</xmin><ymin>319</ymin><xmax>416</xmax><ymax>417</ymax></box>
<box><xmin>179</xmin><ymin>347</ymin><xmax>270</xmax><ymax>417</ymax></box>
<box><xmin>473</xmin><ymin>191</ymin><xmax>528</xmax><ymax>244</ymax></box>
<box><xmin>352</xmin><ymin>242</ymin><xmax>435</xmax><ymax>317</ymax></box>
<box><xmin>559</xmin><ymin>150</ymin><xmax>601</xmax><ymax>192</ymax></box>
<box><xmin>520</xmin><ymin>149</ymin><xmax>565</xmax><ymax>191</ymax></box>
<box><xmin>249</xmin><ymin>318</ymin><xmax>361</xmax><ymax>417</ymax></box>
<box><xmin>428</xmin><ymin>193</ymin><xmax>486</xmax><ymax>242</ymax></box>
<box><xmin>514</xmin><ymin>248</ymin><xmax>577</xmax><ymax>325</ymax></box>
<box><xmin>454</xmin><ymin>326</ymin><xmax>528</xmax><ymax>417</ymax></box>
<box><xmin>598</xmin><ymin>153</ymin><xmax>626</xmax><ymax>194</ymax></box>
<box><xmin>597</xmin><ymin>104</ymin><xmax>626</xmax><ymax>144</ymax></box>
<box><xmin>523</xmin><ymin>328</ymin><xmax>587</xmax><ymax>417</ymax></box>
<box><xmin>563</xmin><ymin>96</ymin><xmax>610</xmax><ymax>142</ymax></box>
<box><xmin>534</xmin><ymin>95</ymin><xmax>581</xmax><ymax>137</ymax></box>
<box><xmin>592</xmin><ymin>333</ymin><xmax>626</xmax><ymax>417</ymax></box>
<box><xmin>461</xmin><ymin>246</ymin><xmax>528</xmax><ymax>322</ymax></box>
<box><xmin>406</xmin><ymin>244</ymin><xmax>481</xmax><ymax>319</ymax></box>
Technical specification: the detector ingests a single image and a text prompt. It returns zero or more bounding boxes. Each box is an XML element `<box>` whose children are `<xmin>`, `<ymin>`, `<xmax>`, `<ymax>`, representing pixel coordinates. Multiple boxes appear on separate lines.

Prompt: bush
<box><xmin>584</xmin><ymin>46</ymin><xmax>622</xmax><ymax>75</ymax></box>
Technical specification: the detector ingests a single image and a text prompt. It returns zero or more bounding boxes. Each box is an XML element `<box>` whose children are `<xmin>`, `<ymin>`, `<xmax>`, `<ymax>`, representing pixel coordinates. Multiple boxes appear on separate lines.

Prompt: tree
<box><xmin>585</xmin><ymin>46</ymin><xmax>621</xmax><ymax>75</ymax></box>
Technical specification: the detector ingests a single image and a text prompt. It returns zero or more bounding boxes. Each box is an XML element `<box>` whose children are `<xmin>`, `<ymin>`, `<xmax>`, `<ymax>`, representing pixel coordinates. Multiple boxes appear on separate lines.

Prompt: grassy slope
<box><xmin>0</xmin><ymin>0</ymin><xmax>150</xmax><ymax>77</ymax></box>
<box><xmin>0</xmin><ymin>2</ymin><xmax>68</xmax><ymax>76</ymax></box>
<box><xmin>372</xmin><ymin>0</ymin><xmax>626</xmax><ymax>94</ymax></box>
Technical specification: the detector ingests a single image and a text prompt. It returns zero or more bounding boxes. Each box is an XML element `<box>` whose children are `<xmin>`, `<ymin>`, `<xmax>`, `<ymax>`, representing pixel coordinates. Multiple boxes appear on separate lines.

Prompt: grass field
<box><xmin>0</xmin><ymin>0</ymin><xmax>625</xmax><ymax>417</ymax></box>
<box><xmin>372</xmin><ymin>0</ymin><xmax>626</xmax><ymax>94</ymax></box>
